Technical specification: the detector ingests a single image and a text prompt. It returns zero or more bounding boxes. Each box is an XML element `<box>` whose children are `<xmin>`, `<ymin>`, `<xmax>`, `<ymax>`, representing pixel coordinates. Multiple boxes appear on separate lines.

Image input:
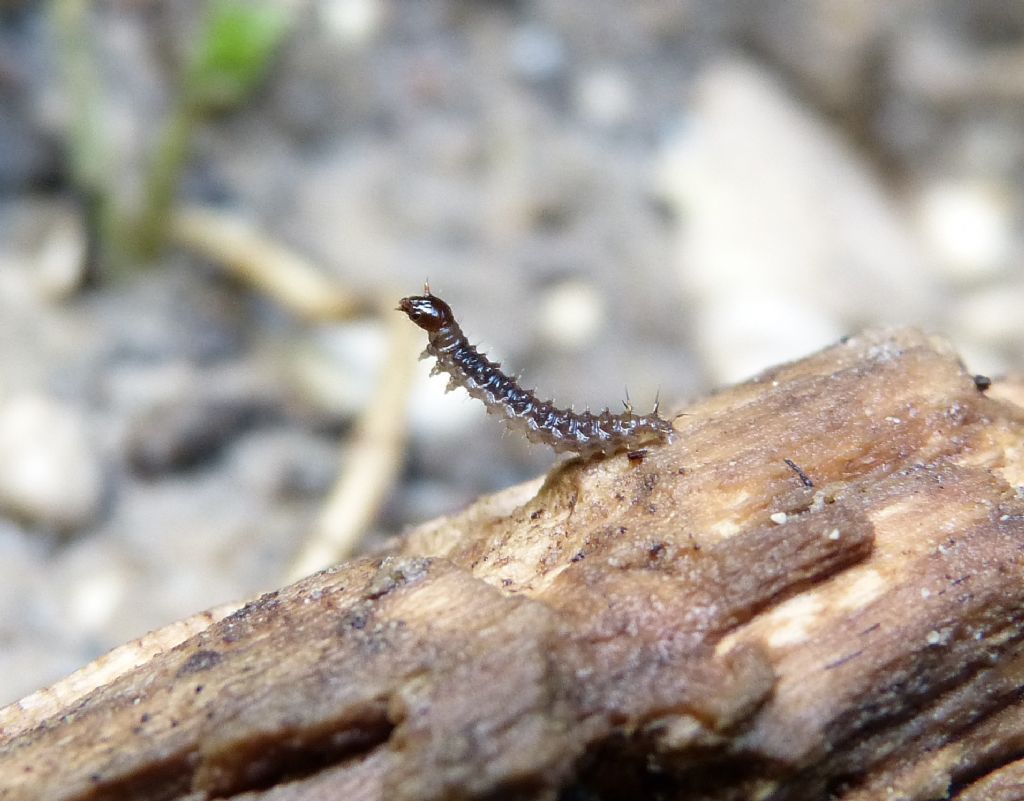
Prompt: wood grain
<box><xmin>3</xmin><ymin>328</ymin><xmax>1024</xmax><ymax>801</ymax></box>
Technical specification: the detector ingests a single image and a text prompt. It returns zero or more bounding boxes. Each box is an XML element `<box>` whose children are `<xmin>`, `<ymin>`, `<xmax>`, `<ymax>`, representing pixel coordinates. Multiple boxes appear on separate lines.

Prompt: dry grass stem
<box><xmin>287</xmin><ymin>301</ymin><xmax>419</xmax><ymax>580</ymax></box>
<box><xmin>171</xmin><ymin>206</ymin><xmax>363</xmax><ymax>321</ymax></box>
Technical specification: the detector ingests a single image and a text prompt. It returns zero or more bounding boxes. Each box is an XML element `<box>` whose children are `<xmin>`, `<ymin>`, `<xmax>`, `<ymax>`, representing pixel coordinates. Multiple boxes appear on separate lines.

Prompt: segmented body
<box><xmin>398</xmin><ymin>291</ymin><xmax>675</xmax><ymax>458</ymax></box>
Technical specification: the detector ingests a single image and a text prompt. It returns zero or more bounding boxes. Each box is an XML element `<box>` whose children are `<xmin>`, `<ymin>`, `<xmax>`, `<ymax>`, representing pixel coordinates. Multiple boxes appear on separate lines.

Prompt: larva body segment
<box><xmin>398</xmin><ymin>291</ymin><xmax>675</xmax><ymax>458</ymax></box>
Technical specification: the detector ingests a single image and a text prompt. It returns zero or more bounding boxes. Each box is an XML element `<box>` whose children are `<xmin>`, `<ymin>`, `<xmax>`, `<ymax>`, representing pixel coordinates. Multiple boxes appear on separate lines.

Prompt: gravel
<box><xmin>1</xmin><ymin>0</ymin><xmax>1024</xmax><ymax>706</ymax></box>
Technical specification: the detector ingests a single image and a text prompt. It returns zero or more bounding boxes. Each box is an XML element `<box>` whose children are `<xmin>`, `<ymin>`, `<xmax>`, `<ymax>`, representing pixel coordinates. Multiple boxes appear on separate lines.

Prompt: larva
<box><xmin>398</xmin><ymin>288</ymin><xmax>675</xmax><ymax>458</ymax></box>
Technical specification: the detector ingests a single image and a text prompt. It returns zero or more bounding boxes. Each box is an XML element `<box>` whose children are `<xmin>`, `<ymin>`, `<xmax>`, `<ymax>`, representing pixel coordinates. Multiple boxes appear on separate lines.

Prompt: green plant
<box><xmin>56</xmin><ymin>0</ymin><xmax>291</xmax><ymax>271</ymax></box>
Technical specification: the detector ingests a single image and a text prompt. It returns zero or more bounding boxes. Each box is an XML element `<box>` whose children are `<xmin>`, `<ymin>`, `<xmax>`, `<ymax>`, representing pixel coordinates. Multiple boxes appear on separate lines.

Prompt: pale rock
<box><xmin>914</xmin><ymin>180</ymin><xmax>1013</xmax><ymax>281</ymax></box>
<box><xmin>0</xmin><ymin>395</ymin><xmax>104</xmax><ymax>531</ymax></box>
<box><xmin>536</xmin><ymin>279</ymin><xmax>605</xmax><ymax>352</ymax></box>
<box><xmin>577</xmin><ymin>67</ymin><xmax>635</xmax><ymax>128</ymax></box>
<box><xmin>319</xmin><ymin>0</ymin><xmax>382</xmax><ymax>46</ymax></box>
<box><xmin>657</xmin><ymin>59</ymin><xmax>939</xmax><ymax>383</ymax></box>
<box><xmin>508</xmin><ymin>23</ymin><xmax>566</xmax><ymax>83</ymax></box>
<box><xmin>291</xmin><ymin>320</ymin><xmax>388</xmax><ymax>418</ymax></box>
<box><xmin>33</xmin><ymin>206</ymin><xmax>88</xmax><ymax>300</ymax></box>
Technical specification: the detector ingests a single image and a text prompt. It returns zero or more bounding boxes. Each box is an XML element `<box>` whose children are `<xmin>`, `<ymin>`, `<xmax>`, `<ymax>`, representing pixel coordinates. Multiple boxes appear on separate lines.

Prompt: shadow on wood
<box><xmin>3</xmin><ymin>328</ymin><xmax>1024</xmax><ymax>800</ymax></box>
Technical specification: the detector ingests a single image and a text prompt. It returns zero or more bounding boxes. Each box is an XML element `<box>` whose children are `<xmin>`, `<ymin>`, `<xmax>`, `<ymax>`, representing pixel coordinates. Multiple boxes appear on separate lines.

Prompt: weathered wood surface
<box><xmin>4</xmin><ymin>328</ymin><xmax>1024</xmax><ymax>801</ymax></box>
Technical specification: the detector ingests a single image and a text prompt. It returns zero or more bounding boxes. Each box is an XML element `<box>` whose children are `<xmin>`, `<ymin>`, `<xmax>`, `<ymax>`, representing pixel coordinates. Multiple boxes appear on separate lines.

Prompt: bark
<box><xmin>3</xmin><ymin>328</ymin><xmax>1024</xmax><ymax>801</ymax></box>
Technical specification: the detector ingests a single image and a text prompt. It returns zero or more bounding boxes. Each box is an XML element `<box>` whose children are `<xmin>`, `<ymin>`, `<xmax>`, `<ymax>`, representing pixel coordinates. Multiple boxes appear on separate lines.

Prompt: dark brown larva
<box><xmin>398</xmin><ymin>288</ymin><xmax>675</xmax><ymax>457</ymax></box>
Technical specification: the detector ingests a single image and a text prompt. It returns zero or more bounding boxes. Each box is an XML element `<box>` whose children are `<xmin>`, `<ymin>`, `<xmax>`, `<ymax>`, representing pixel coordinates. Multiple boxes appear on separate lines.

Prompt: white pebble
<box><xmin>536</xmin><ymin>280</ymin><xmax>605</xmax><ymax>351</ymax></box>
<box><xmin>292</xmin><ymin>320</ymin><xmax>388</xmax><ymax>417</ymax></box>
<box><xmin>915</xmin><ymin>180</ymin><xmax>1012</xmax><ymax>281</ymax></box>
<box><xmin>67</xmin><ymin>569</ymin><xmax>126</xmax><ymax>632</ymax></box>
<box><xmin>656</xmin><ymin>59</ymin><xmax>937</xmax><ymax>383</ymax></box>
<box><xmin>34</xmin><ymin>209</ymin><xmax>87</xmax><ymax>300</ymax></box>
<box><xmin>509</xmin><ymin>24</ymin><xmax>565</xmax><ymax>82</ymax></box>
<box><xmin>320</xmin><ymin>0</ymin><xmax>382</xmax><ymax>45</ymax></box>
<box><xmin>770</xmin><ymin>511</ymin><xmax>788</xmax><ymax>525</ymax></box>
<box><xmin>0</xmin><ymin>395</ymin><xmax>104</xmax><ymax>531</ymax></box>
<box><xmin>577</xmin><ymin>68</ymin><xmax>634</xmax><ymax>127</ymax></box>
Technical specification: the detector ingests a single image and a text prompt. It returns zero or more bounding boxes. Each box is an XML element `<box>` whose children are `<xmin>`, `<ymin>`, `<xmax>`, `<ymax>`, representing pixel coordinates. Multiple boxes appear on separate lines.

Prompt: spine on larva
<box><xmin>398</xmin><ymin>291</ymin><xmax>674</xmax><ymax>457</ymax></box>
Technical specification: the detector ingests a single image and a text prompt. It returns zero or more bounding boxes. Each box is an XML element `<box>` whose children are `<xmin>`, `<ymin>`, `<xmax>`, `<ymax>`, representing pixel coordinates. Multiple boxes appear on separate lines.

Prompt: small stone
<box><xmin>577</xmin><ymin>68</ymin><xmax>634</xmax><ymax>127</ymax></box>
<box><xmin>320</xmin><ymin>0</ymin><xmax>382</xmax><ymax>45</ymax></box>
<box><xmin>915</xmin><ymin>181</ymin><xmax>1012</xmax><ymax>281</ymax></box>
<box><xmin>66</xmin><ymin>568</ymin><xmax>126</xmax><ymax>632</ymax></box>
<box><xmin>770</xmin><ymin>512</ymin><xmax>788</xmax><ymax>525</ymax></box>
<box><xmin>536</xmin><ymin>280</ymin><xmax>605</xmax><ymax>351</ymax></box>
<box><xmin>656</xmin><ymin>60</ymin><xmax>938</xmax><ymax>383</ymax></box>
<box><xmin>291</xmin><ymin>321</ymin><xmax>388</xmax><ymax>418</ymax></box>
<box><xmin>0</xmin><ymin>394</ymin><xmax>104</xmax><ymax>531</ymax></box>
<box><xmin>508</xmin><ymin>24</ymin><xmax>566</xmax><ymax>83</ymax></box>
<box><xmin>33</xmin><ymin>206</ymin><xmax>88</xmax><ymax>300</ymax></box>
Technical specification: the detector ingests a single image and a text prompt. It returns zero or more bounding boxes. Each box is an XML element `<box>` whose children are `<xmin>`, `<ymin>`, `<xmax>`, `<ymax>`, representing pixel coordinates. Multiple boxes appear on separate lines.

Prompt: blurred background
<box><xmin>2</xmin><ymin>0</ymin><xmax>1024</xmax><ymax>706</ymax></box>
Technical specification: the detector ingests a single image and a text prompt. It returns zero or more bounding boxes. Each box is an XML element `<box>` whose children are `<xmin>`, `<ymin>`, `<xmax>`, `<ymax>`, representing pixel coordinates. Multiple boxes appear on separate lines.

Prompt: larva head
<box><xmin>398</xmin><ymin>294</ymin><xmax>454</xmax><ymax>333</ymax></box>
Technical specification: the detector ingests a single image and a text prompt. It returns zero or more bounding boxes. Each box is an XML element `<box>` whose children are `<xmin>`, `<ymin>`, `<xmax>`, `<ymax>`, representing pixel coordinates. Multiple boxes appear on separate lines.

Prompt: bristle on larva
<box><xmin>397</xmin><ymin>289</ymin><xmax>675</xmax><ymax>458</ymax></box>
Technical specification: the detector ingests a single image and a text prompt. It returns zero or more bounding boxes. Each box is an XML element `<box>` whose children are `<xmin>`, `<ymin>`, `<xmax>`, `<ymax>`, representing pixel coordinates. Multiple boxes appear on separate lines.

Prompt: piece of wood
<box><xmin>3</xmin><ymin>328</ymin><xmax>1024</xmax><ymax>801</ymax></box>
